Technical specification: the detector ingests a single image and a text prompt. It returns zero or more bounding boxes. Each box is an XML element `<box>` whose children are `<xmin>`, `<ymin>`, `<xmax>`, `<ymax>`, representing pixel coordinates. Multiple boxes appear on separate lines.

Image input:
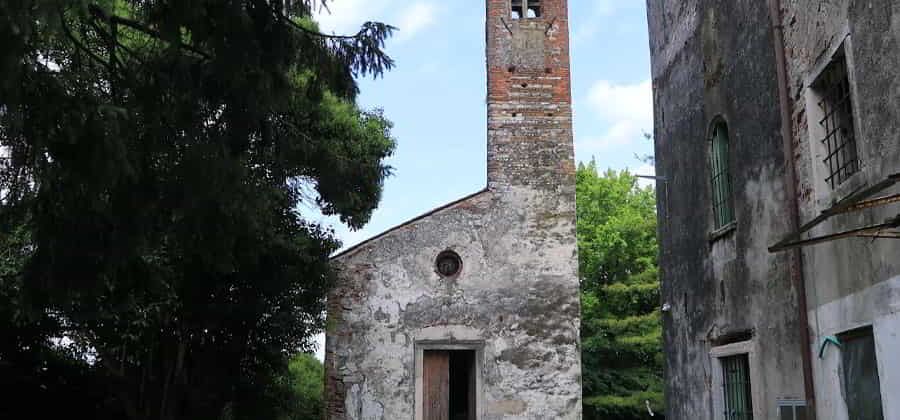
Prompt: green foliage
<box><xmin>599</xmin><ymin>270</ymin><xmax>661</xmax><ymax>317</ymax></box>
<box><xmin>0</xmin><ymin>1</ymin><xmax>394</xmax><ymax>419</ymax></box>
<box><xmin>576</xmin><ymin>162</ymin><xmax>657</xmax><ymax>292</ymax></box>
<box><xmin>577</xmin><ymin>161</ymin><xmax>664</xmax><ymax>419</ymax></box>
<box><xmin>281</xmin><ymin>353</ymin><xmax>325</xmax><ymax>420</ymax></box>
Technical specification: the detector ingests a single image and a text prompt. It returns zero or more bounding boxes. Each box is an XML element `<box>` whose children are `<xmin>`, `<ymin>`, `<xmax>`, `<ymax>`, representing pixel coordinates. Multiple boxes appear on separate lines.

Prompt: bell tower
<box><xmin>324</xmin><ymin>2</ymin><xmax>582</xmax><ymax>419</ymax></box>
<box><xmin>486</xmin><ymin>0</ymin><xmax>574</xmax><ymax>190</ymax></box>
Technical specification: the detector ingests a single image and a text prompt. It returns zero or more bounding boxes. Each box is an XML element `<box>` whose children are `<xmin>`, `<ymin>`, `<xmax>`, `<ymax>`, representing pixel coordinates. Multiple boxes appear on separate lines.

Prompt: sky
<box><xmin>308</xmin><ymin>0</ymin><xmax>653</xmax><ymax>358</ymax></box>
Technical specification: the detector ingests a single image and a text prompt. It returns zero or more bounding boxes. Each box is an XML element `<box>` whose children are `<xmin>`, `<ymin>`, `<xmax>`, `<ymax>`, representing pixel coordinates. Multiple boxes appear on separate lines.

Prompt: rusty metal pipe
<box><xmin>766</xmin><ymin>0</ymin><xmax>817</xmax><ymax>416</ymax></box>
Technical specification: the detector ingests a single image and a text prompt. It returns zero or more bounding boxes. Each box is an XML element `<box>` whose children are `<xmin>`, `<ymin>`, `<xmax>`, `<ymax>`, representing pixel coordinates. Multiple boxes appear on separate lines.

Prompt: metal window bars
<box><xmin>817</xmin><ymin>56</ymin><xmax>860</xmax><ymax>188</ymax></box>
<box><xmin>722</xmin><ymin>354</ymin><xmax>754</xmax><ymax>420</ymax></box>
<box><xmin>710</xmin><ymin>122</ymin><xmax>735</xmax><ymax>229</ymax></box>
<box><xmin>777</xmin><ymin>399</ymin><xmax>808</xmax><ymax>420</ymax></box>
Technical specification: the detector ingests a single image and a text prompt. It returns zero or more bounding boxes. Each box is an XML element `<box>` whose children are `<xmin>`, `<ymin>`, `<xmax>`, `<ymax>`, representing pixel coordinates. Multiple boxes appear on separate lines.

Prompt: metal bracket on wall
<box><xmin>769</xmin><ymin>173</ymin><xmax>900</xmax><ymax>252</ymax></box>
<box><xmin>544</xmin><ymin>17</ymin><xmax>557</xmax><ymax>35</ymax></box>
<box><xmin>500</xmin><ymin>17</ymin><xmax>513</xmax><ymax>35</ymax></box>
<box><xmin>637</xmin><ymin>174</ymin><xmax>669</xmax><ymax>222</ymax></box>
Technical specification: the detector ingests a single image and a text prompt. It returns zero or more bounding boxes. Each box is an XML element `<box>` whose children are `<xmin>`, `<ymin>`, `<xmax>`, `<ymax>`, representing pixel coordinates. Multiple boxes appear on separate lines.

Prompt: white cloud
<box><xmin>572</xmin><ymin>0</ymin><xmax>618</xmax><ymax>42</ymax></box>
<box><xmin>587</xmin><ymin>79</ymin><xmax>653</xmax><ymax>123</ymax></box>
<box><xmin>577</xmin><ymin>79</ymin><xmax>653</xmax><ymax>154</ymax></box>
<box><xmin>314</xmin><ymin>0</ymin><xmax>389</xmax><ymax>35</ymax></box>
<box><xmin>314</xmin><ymin>0</ymin><xmax>437</xmax><ymax>44</ymax></box>
<box><xmin>394</xmin><ymin>2</ymin><xmax>437</xmax><ymax>42</ymax></box>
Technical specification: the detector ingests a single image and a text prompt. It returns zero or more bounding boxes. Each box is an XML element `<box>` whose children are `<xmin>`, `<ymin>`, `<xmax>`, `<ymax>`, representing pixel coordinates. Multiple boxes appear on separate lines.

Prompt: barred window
<box><xmin>777</xmin><ymin>400</ymin><xmax>809</xmax><ymax>420</ymax></box>
<box><xmin>709</xmin><ymin>121</ymin><xmax>735</xmax><ymax>230</ymax></box>
<box><xmin>511</xmin><ymin>0</ymin><xmax>541</xmax><ymax>19</ymax></box>
<box><xmin>814</xmin><ymin>53</ymin><xmax>860</xmax><ymax>188</ymax></box>
<box><xmin>721</xmin><ymin>354</ymin><xmax>753</xmax><ymax>420</ymax></box>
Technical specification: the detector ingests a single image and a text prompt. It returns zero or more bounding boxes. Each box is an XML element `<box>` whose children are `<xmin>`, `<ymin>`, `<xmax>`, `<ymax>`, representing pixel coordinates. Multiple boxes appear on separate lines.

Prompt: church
<box><xmin>323</xmin><ymin>0</ymin><xmax>583</xmax><ymax>419</ymax></box>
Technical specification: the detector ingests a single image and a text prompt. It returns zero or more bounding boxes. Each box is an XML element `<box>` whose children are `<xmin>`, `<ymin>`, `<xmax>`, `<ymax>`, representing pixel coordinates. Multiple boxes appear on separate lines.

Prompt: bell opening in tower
<box><xmin>511</xmin><ymin>0</ymin><xmax>541</xmax><ymax>20</ymax></box>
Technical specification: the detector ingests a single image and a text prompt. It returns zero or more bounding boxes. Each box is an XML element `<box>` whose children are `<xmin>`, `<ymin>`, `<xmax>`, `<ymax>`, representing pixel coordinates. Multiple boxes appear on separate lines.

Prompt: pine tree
<box><xmin>0</xmin><ymin>2</ymin><xmax>395</xmax><ymax>419</ymax></box>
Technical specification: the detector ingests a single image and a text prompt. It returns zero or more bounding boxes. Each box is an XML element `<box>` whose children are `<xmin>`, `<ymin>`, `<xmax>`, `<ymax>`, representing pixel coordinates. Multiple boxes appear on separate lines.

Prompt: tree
<box><xmin>281</xmin><ymin>353</ymin><xmax>325</xmax><ymax>420</ymax></box>
<box><xmin>577</xmin><ymin>161</ymin><xmax>664</xmax><ymax>419</ymax></box>
<box><xmin>0</xmin><ymin>1</ymin><xmax>395</xmax><ymax>419</ymax></box>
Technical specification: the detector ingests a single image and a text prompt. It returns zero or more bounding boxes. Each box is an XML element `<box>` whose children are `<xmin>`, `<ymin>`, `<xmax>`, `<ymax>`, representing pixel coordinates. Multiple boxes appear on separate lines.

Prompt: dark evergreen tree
<box><xmin>0</xmin><ymin>1</ymin><xmax>395</xmax><ymax>419</ymax></box>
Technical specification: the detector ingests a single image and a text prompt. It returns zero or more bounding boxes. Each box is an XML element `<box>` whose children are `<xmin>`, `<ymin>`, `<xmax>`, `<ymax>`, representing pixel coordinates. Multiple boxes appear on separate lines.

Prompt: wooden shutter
<box><xmin>423</xmin><ymin>351</ymin><xmax>450</xmax><ymax>420</ymax></box>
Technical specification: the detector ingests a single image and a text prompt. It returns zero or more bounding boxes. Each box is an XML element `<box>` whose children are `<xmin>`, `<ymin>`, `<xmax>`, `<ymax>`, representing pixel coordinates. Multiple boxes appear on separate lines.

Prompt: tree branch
<box><xmin>280</xmin><ymin>14</ymin><xmax>364</xmax><ymax>40</ymax></box>
<box><xmin>58</xmin><ymin>8</ymin><xmax>116</xmax><ymax>74</ymax></box>
<box><xmin>267</xmin><ymin>1</ymin><xmax>395</xmax><ymax>42</ymax></box>
<box><xmin>87</xmin><ymin>4</ymin><xmax>212</xmax><ymax>60</ymax></box>
<box><xmin>87</xmin><ymin>18</ymin><xmax>149</xmax><ymax>68</ymax></box>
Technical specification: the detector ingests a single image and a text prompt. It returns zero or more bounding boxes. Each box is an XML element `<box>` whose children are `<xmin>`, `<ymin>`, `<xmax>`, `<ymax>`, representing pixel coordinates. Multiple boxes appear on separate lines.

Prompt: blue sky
<box><xmin>308</xmin><ymin>0</ymin><xmax>653</xmax><ymax>357</ymax></box>
<box><xmin>310</xmin><ymin>0</ymin><xmax>654</xmax><ymax>250</ymax></box>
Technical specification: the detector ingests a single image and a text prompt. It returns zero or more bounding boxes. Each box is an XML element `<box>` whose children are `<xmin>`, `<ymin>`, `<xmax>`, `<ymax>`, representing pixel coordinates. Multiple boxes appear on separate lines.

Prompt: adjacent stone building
<box><xmin>324</xmin><ymin>1</ymin><xmax>582</xmax><ymax>419</ymax></box>
<box><xmin>647</xmin><ymin>0</ymin><xmax>900</xmax><ymax>419</ymax></box>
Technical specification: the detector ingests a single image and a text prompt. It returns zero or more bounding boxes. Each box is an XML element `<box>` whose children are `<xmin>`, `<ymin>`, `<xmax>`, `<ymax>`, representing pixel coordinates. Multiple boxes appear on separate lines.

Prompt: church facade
<box><xmin>323</xmin><ymin>1</ymin><xmax>582</xmax><ymax>419</ymax></box>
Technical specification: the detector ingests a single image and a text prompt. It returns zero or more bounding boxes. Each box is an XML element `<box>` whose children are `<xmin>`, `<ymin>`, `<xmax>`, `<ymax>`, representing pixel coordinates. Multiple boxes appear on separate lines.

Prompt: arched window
<box><xmin>709</xmin><ymin>120</ymin><xmax>735</xmax><ymax>229</ymax></box>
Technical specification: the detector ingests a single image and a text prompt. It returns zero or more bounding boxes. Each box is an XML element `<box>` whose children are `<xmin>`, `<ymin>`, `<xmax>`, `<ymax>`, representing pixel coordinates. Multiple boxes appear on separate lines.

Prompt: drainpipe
<box><xmin>766</xmin><ymin>0</ymin><xmax>817</xmax><ymax>417</ymax></box>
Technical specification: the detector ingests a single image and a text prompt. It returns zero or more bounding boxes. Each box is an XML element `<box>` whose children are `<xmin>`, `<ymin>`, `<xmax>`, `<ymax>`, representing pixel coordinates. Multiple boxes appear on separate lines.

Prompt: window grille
<box><xmin>721</xmin><ymin>354</ymin><xmax>753</xmax><ymax>420</ymax></box>
<box><xmin>777</xmin><ymin>400</ymin><xmax>808</xmax><ymax>420</ymax></box>
<box><xmin>511</xmin><ymin>0</ymin><xmax>541</xmax><ymax>19</ymax></box>
<box><xmin>815</xmin><ymin>54</ymin><xmax>860</xmax><ymax>188</ymax></box>
<box><xmin>709</xmin><ymin>121</ymin><xmax>735</xmax><ymax>229</ymax></box>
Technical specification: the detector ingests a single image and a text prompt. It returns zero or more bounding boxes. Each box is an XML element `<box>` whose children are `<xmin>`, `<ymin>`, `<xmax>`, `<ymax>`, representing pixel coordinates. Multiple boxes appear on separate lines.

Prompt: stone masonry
<box><xmin>324</xmin><ymin>1</ymin><xmax>582</xmax><ymax>419</ymax></box>
<box><xmin>647</xmin><ymin>0</ymin><xmax>900</xmax><ymax>418</ymax></box>
<box><xmin>646</xmin><ymin>1</ymin><xmax>809</xmax><ymax>418</ymax></box>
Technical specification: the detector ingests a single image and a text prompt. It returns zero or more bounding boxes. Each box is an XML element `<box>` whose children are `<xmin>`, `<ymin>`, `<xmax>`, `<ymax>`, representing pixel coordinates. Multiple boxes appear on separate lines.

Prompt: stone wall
<box><xmin>486</xmin><ymin>0</ymin><xmax>574</xmax><ymax>191</ymax></box>
<box><xmin>325</xmin><ymin>187</ymin><xmax>581</xmax><ymax>419</ymax></box>
<box><xmin>646</xmin><ymin>1</ymin><xmax>808</xmax><ymax>418</ymax></box>
<box><xmin>324</xmin><ymin>1</ymin><xmax>582</xmax><ymax>419</ymax></box>
<box><xmin>778</xmin><ymin>0</ymin><xmax>900</xmax><ymax>306</ymax></box>
<box><xmin>777</xmin><ymin>2</ymin><xmax>900</xmax><ymax>418</ymax></box>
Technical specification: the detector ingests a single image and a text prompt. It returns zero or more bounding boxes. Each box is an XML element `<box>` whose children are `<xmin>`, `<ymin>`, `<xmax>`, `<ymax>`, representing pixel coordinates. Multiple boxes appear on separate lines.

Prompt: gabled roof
<box><xmin>330</xmin><ymin>188</ymin><xmax>491</xmax><ymax>261</ymax></box>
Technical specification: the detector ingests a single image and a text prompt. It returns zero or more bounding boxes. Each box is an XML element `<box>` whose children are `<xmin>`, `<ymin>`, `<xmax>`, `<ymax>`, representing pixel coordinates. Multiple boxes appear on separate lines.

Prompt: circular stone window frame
<box><xmin>435</xmin><ymin>250</ymin><xmax>463</xmax><ymax>278</ymax></box>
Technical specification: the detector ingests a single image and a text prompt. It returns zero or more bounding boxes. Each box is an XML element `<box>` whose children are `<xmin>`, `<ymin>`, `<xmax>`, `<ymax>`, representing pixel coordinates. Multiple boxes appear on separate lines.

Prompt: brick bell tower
<box><xmin>324</xmin><ymin>1</ymin><xmax>581</xmax><ymax>419</ymax></box>
<box><xmin>486</xmin><ymin>0</ymin><xmax>574</xmax><ymax>190</ymax></box>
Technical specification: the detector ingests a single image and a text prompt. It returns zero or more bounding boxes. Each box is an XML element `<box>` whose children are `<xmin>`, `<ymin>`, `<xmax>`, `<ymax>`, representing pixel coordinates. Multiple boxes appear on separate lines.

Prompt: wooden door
<box><xmin>467</xmin><ymin>352</ymin><xmax>477</xmax><ymax>420</ymax></box>
<box><xmin>423</xmin><ymin>351</ymin><xmax>450</xmax><ymax>420</ymax></box>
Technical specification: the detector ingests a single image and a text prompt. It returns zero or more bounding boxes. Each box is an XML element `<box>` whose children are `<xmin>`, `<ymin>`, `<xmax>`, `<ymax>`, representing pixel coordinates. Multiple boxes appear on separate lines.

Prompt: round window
<box><xmin>435</xmin><ymin>250</ymin><xmax>462</xmax><ymax>277</ymax></box>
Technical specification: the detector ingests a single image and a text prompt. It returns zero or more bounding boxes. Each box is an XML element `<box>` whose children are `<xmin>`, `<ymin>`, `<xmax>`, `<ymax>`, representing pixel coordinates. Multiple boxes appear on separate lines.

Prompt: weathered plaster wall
<box><xmin>325</xmin><ymin>188</ymin><xmax>581</xmax><ymax>419</ymax></box>
<box><xmin>778</xmin><ymin>0</ymin><xmax>900</xmax><ymax>306</ymax></box>
<box><xmin>647</xmin><ymin>1</ymin><xmax>808</xmax><ymax>418</ymax></box>
<box><xmin>778</xmin><ymin>1</ymin><xmax>900</xmax><ymax>417</ymax></box>
<box><xmin>807</xmin><ymin>276</ymin><xmax>900</xmax><ymax>420</ymax></box>
<box><xmin>325</xmin><ymin>1</ymin><xmax>581</xmax><ymax>419</ymax></box>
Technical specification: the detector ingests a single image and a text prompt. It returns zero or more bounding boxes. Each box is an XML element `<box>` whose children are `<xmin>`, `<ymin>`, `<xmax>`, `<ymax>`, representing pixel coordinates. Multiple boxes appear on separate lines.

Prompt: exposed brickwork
<box><xmin>324</xmin><ymin>1</ymin><xmax>581</xmax><ymax>419</ymax></box>
<box><xmin>486</xmin><ymin>0</ymin><xmax>574</xmax><ymax>190</ymax></box>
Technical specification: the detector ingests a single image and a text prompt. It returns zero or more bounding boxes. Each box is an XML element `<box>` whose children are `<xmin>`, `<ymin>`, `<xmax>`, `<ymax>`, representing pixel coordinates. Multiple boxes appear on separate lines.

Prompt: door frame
<box><xmin>709</xmin><ymin>339</ymin><xmax>764</xmax><ymax>420</ymax></box>
<box><xmin>414</xmin><ymin>340</ymin><xmax>484</xmax><ymax>420</ymax></box>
